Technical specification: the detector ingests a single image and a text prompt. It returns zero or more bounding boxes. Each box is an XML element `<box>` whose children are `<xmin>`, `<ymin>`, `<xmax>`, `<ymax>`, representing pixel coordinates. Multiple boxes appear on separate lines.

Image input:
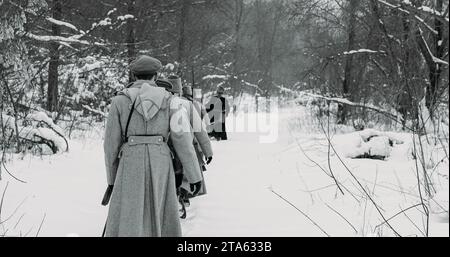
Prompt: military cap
<box><xmin>168</xmin><ymin>75</ymin><xmax>182</xmax><ymax>94</ymax></box>
<box><xmin>129</xmin><ymin>55</ymin><xmax>163</xmax><ymax>75</ymax></box>
<box><xmin>156</xmin><ymin>79</ymin><xmax>173</xmax><ymax>92</ymax></box>
<box><xmin>217</xmin><ymin>85</ymin><xmax>225</xmax><ymax>94</ymax></box>
<box><xmin>182</xmin><ymin>85</ymin><xmax>193</xmax><ymax>97</ymax></box>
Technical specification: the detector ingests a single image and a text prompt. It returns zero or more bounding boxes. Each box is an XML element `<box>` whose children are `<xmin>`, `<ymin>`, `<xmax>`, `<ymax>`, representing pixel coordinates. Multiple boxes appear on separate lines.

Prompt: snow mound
<box><xmin>29</xmin><ymin>111</ymin><xmax>65</xmax><ymax>136</ymax></box>
<box><xmin>335</xmin><ymin>129</ymin><xmax>405</xmax><ymax>160</ymax></box>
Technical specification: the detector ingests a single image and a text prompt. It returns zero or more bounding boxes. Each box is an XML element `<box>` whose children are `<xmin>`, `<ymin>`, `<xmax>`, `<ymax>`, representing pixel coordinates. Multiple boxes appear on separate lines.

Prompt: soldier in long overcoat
<box><xmin>103</xmin><ymin>56</ymin><xmax>202</xmax><ymax>237</ymax></box>
<box><xmin>178</xmin><ymin>83</ymin><xmax>213</xmax><ymax>200</ymax></box>
<box><xmin>157</xmin><ymin>77</ymin><xmax>213</xmax><ymax>215</ymax></box>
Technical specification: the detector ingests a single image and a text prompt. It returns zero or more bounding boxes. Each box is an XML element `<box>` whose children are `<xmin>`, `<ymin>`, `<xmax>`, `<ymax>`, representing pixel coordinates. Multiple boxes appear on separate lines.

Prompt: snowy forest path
<box><xmin>3</xmin><ymin>108</ymin><xmax>448</xmax><ymax>237</ymax></box>
<box><xmin>181</xmin><ymin>111</ymin><xmax>326</xmax><ymax>236</ymax></box>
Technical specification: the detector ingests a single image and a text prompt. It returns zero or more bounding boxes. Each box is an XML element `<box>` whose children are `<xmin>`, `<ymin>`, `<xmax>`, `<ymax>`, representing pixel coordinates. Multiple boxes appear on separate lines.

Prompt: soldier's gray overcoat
<box><xmin>179</xmin><ymin>97</ymin><xmax>213</xmax><ymax>196</ymax></box>
<box><xmin>103</xmin><ymin>80</ymin><xmax>202</xmax><ymax>237</ymax></box>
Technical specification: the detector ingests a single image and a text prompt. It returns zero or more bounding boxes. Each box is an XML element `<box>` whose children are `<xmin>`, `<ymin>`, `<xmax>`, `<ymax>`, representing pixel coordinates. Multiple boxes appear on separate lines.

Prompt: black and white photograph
<box><xmin>0</xmin><ymin>0</ymin><xmax>449</xmax><ymax>243</ymax></box>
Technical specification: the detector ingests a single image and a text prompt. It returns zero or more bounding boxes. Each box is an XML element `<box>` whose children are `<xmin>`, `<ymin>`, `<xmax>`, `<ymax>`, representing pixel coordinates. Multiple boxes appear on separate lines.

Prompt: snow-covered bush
<box><xmin>1</xmin><ymin>112</ymin><xmax>68</xmax><ymax>155</ymax></box>
<box><xmin>57</xmin><ymin>55</ymin><xmax>128</xmax><ymax>120</ymax></box>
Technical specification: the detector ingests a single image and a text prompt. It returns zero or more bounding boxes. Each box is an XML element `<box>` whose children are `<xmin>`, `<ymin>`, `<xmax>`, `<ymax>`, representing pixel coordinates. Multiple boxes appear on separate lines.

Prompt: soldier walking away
<box><xmin>155</xmin><ymin>77</ymin><xmax>189</xmax><ymax>219</ymax></box>
<box><xmin>102</xmin><ymin>55</ymin><xmax>203</xmax><ymax>237</ymax></box>
<box><xmin>179</xmin><ymin>83</ymin><xmax>213</xmax><ymax>212</ymax></box>
<box><xmin>157</xmin><ymin>76</ymin><xmax>213</xmax><ymax>219</ymax></box>
<box><xmin>206</xmin><ymin>85</ymin><xmax>230</xmax><ymax>141</ymax></box>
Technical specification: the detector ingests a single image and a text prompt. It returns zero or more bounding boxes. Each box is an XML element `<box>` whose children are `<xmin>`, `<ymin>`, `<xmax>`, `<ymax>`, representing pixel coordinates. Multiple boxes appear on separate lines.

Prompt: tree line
<box><xmin>0</xmin><ymin>0</ymin><xmax>449</xmax><ymax>153</ymax></box>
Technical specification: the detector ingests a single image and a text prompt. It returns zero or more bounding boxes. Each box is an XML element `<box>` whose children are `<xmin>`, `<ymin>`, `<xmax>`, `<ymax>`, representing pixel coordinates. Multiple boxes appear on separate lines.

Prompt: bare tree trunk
<box><xmin>4</xmin><ymin>79</ymin><xmax>21</xmax><ymax>153</ymax></box>
<box><xmin>231</xmin><ymin>0</ymin><xmax>244</xmax><ymax>97</ymax></box>
<box><xmin>426</xmin><ymin>0</ymin><xmax>444</xmax><ymax>118</ymax></box>
<box><xmin>126</xmin><ymin>0</ymin><xmax>137</xmax><ymax>82</ymax></box>
<box><xmin>177</xmin><ymin>0</ymin><xmax>190</xmax><ymax>73</ymax></box>
<box><xmin>255</xmin><ymin>0</ymin><xmax>266</xmax><ymax>91</ymax></box>
<box><xmin>0</xmin><ymin>74</ymin><xmax>4</xmax><ymax>180</ymax></box>
<box><xmin>255</xmin><ymin>0</ymin><xmax>277</xmax><ymax>96</ymax></box>
<box><xmin>47</xmin><ymin>0</ymin><xmax>62</xmax><ymax>112</ymax></box>
<box><xmin>412</xmin><ymin>0</ymin><xmax>445</xmax><ymax>120</ymax></box>
<box><xmin>338</xmin><ymin>0</ymin><xmax>359</xmax><ymax>124</ymax></box>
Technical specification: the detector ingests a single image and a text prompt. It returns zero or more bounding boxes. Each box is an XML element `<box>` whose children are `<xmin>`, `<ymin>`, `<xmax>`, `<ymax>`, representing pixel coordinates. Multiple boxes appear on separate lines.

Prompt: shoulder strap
<box><xmin>123</xmin><ymin>98</ymin><xmax>137</xmax><ymax>142</ymax></box>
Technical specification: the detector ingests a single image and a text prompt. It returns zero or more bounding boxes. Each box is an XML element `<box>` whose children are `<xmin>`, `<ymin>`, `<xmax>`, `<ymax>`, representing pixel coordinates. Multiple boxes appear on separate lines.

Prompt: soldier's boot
<box><xmin>180</xmin><ymin>188</ymin><xmax>191</xmax><ymax>208</ymax></box>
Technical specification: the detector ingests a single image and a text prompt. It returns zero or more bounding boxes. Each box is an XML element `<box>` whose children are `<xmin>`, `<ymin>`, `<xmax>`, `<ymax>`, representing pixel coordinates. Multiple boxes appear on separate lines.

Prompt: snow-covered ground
<box><xmin>0</xmin><ymin>106</ymin><xmax>448</xmax><ymax>237</ymax></box>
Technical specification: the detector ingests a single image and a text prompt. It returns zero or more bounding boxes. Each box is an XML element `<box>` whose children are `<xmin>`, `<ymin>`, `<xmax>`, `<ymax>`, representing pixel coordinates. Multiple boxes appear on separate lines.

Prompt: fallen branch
<box><xmin>270</xmin><ymin>188</ymin><xmax>330</xmax><ymax>237</ymax></box>
<box><xmin>374</xmin><ymin>203</ymin><xmax>423</xmax><ymax>231</ymax></box>
<box><xmin>0</xmin><ymin>196</ymin><xmax>27</xmax><ymax>225</ymax></box>
<box><xmin>1</xmin><ymin>162</ymin><xmax>27</xmax><ymax>184</ymax></box>
<box><xmin>0</xmin><ymin>182</ymin><xmax>9</xmax><ymax>230</ymax></box>
<box><xmin>35</xmin><ymin>213</ymin><xmax>46</xmax><ymax>237</ymax></box>
<box><xmin>303</xmin><ymin>92</ymin><xmax>401</xmax><ymax>122</ymax></box>
<box><xmin>324</xmin><ymin>203</ymin><xmax>358</xmax><ymax>234</ymax></box>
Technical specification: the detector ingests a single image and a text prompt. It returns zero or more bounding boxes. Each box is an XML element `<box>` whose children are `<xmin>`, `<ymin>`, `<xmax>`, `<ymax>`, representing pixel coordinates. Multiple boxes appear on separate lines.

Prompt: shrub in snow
<box><xmin>409</xmin><ymin>134</ymin><xmax>448</xmax><ymax>170</ymax></box>
<box><xmin>1</xmin><ymin>112</ymin><xmax>68</xmax><ymax>155</ymax></box>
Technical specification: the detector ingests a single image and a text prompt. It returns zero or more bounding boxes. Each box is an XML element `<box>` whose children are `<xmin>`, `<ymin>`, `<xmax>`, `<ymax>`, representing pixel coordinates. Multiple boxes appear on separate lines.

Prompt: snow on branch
<box><xmin>107</xmin><ymin>8</ymin><xmax>117</xmax><ymax>16</ymax></box>
<box><xmin>117</xmin><ymin>15</ymin><xmax>135</xmax><ymax>21</ymax></box>
<box><xmin>377</xmin><ymin>0</ymin><xmax>442</xmax><ymax>34</ymax></box>
<box><xmin>242</xmin><ymin>80</ymin><xmax>261</xmax><ymax>91</ymax></box>
<box><xmin>202</xmin><ymin>74</ymin><xmax>230</xmax><ymax>80</ymax></box>
<box><xmin>202</xmin><ymin>74</ymin><xmax>263</xmax><ymax>92</ymax></box>
<box><xmin>25</xmin><ymin>32</ymin><xmax>89</xmax><ymax>45</ymax></box>
<box><xmin>276</xmin><ymin>84</ymin><xmax>297</xmax><ymax>94</ymax></box>
<box><xmin>28</xmin><ymin>112</ymin><xmax>65</xmax><ymax>136</ymax></box>
<box><xmin>46</xmin><ymin>17</ymin><xmax>82</xmax><ymax>33</ymax></box>
<box><xmin>17</xmin><ymin>6</ymin><xmax>117</xmax><ymax>47</ymax></box>
<box><xmin>24</xmin><ymin>32</ymin><xmax>105</xmax><ymax>46</ymax></box>
<box><xmin>82</xmin><ymin>105</ymin><xmax>107</xmax><ymax>118</ymax></box>
<box><xmin>415</xmin><ymin>28</ymin><xmax>449</xmax><ymax>68</ymax></box>
<box><xmin>343</xmin><ymin>49</ymin><xmax>386</xmax><ymax>55</ymax></box>
<box><xmin>401</xmin><ymin>0</ymin><xmax>450</xmax><ymax>24</ymax></box>
<box><xmin>417</xmin><ymin>5</ymin><xmax>444</xmax><ymax>17</ymax></box>
<box><xmin>433</xmin><ymin>57</ymin><xmax>449</xmax><ymax>66</ymax></box>
<box><xmin>378</xmin><ymin>0</ymin><xmax>407</xmax><ymax>12</ymax></box>
<box><xmin>302</xmin><ymin>92</ymin><xmax>401</xmax><ymax>121</ymax></box>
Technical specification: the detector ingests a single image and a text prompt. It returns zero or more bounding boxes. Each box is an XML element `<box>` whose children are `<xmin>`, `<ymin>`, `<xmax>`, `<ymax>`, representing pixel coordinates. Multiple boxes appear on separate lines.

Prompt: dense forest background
<box><xmin>0</xmin><ymin>0</ymin><xmax>449</xmax><ymax>153</ymax></box>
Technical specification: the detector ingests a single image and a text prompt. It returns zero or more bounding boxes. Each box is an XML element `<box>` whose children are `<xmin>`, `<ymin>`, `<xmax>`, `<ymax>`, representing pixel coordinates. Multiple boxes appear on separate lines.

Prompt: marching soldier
<box><xmin>178</xmin><ymin>81</ymin><xmax>213</xmax><ymax>211</ymax></box>
<box><xmin>157</xmin><ymin>76</ymin><xmax>213</xmax><ymax>218</ymax></box>
<box><xmin>102</xmin><ymin>55</ymin><xmax>202</xmax><ymax>237</ymax></box>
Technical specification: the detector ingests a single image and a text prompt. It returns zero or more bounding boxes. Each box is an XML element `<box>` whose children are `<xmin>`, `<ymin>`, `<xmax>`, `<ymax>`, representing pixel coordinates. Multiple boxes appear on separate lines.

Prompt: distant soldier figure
<box><xmin>206</xmin><ymin>85</ymin><xmax>230</xmax><ymax>141</ymax></box>
<box><xmin>102</xmin><ymin>55</ymin><xmax>202</xmax><ymax>237</ymax></box>
<box><xmin>183</xmin><ymin>85</ymin><xmax>210</xmax><ymax>125</ymax></box>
